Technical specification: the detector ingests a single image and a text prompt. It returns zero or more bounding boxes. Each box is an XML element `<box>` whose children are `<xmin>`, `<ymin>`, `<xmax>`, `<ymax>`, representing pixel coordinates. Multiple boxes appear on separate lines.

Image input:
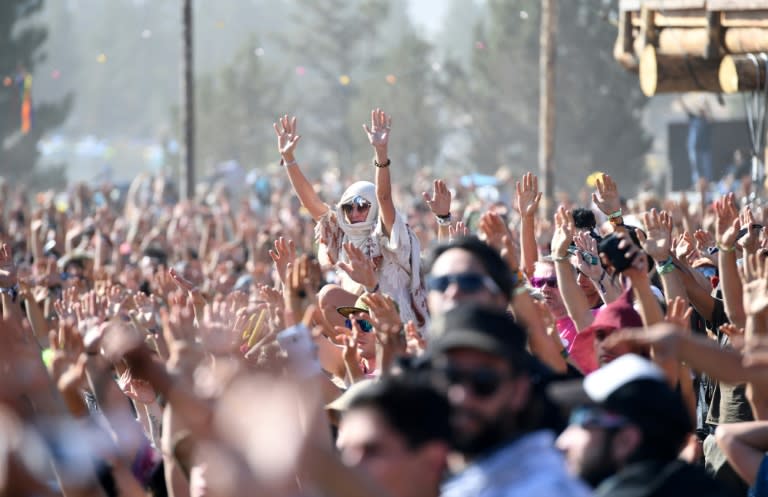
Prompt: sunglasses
<box><xmin>426</xmin><ymin>272</ymin><xmax>500</xmax><ymax>294</ymax></box>
<box><xmin>530</xmin><ymin>277</ymin><xmax>558</xmax><ymax>289</ymax></box>
<box><xmin>437</xmin><ymin>366</ymin><xmax>507</xmax><ymax>398</ymax></box>
<box><xmin>344</xmin><ymin>318</ymin><xmax>373</xmax><ymax>333</ymax></box>
<box><xmin>341</xmin><ymin>196</ymin><xmax>372</xmax><ymax>214</ymax></box>
<box><xmin>569</xmin><ymin>407</ymin><xmax>628</xmax><ymax>430</ymax></box>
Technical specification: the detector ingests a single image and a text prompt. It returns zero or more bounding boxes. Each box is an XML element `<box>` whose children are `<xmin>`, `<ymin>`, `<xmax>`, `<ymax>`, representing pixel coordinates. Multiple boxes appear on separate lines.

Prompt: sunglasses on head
<box><xmin>426</xmin><ymin>272</ymin><xmax>500</xmax><ymax>294</ymax></box>
<box><xmin>438</xmin><ymin>365</ymin><xmax>507</xmax><ymax>398</ymax></box>
<box><xmin>344</xmin><ymin>318</ymin><xmax>373</xmax><ymax>333</ymax></box>
<box><xmin>530</xmin><ymin>276</ymin><xmax>558</xmax><ymax>289</ymax></box>
<box><xmin>569</xmin><ymin>406</ymin><xmax>628</xmax><ymax>430</ymax></box>
<box><xmin>341</xmin><ymin>196</ymin><xmax>371</xmax><ymax>214</ymax></box>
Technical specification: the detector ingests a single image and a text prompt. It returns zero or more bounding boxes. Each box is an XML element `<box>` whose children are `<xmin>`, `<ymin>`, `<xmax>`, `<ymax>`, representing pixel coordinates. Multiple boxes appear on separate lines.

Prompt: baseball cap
<box><xmin>550</xmin><ymin>354</ymin><xmax>692</xmax><ymax>444</ymax></box>
<box><xmin>428</xmin><ymin>305</ymin><xmax>533</xmax><ymax>374</ymax></box>
<box><xmin>337</xmin><ymin>294</ymin><xmax>370</xmax><ymax>319</ymax></box>
<box><xmin>582</xmin><ymin>288</ymin><xmax>642</xmax><ymax>337</ymax></box>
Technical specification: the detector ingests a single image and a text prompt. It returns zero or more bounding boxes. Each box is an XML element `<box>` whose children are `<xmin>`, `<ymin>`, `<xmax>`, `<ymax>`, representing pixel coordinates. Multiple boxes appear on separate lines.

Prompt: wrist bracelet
<box><xmin>608</xmin><ymin>209</ymin><xmax>623</xmax><ymax>219</ymax></box>
<box><xmin>717</xmin><ymin>243</ymin><xmax>735</xmax><ymax>253</ymax></box>
<box><xmin>657</xmin><ymin>261</ymin><xmax>676</xmax><ymax>275</ymax></box>
<box><xmin>513</xmin><ymin>286</ymin><xmax>528</xmax><ymax>296</ymax></box>
<box><xmin>552</xmin><ymin>254</ymin><xmax>570</xmax><ymax>262</ymax></box>
<box><xmin>281</xmin><ymin>158</ymin><xmax>297</xmax><ymax>167</ymax></box>
<box><xmin>435</xmin><ymin>213</ymin><xmax>452</xmax><ymax>225</ymax></box>
<box><xmin>374</xmin><ymin>158</ymin><xmax>391</xmax><ymax>168</ymax></box>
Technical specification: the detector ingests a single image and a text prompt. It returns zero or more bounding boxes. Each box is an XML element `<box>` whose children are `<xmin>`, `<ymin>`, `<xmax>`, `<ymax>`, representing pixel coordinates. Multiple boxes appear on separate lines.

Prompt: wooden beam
<box><xmin>707</xmin><ymin>0</ymin><xmax>768</xmax><ymax>9</ymax></box>
<box><xmin>719</xmin><ymin>54</ymin><xmax>768</xmax><ymax>92</ymax></box>
<box><xmin>614</xmin><ymin>9</ymin><xmax>639</xmax><ymax>71</ymax></box>
<box><xmin>657</xmin><ymin>27</ymin><xmax>710</xmax><ymax>55</ymax></box>
<box><xmin>639</xmin><ymin>45</ymin><xmax>722</xmax><ymax>95</ymax></box>
<box><xmin>637</xmin><ymin>27</ymin><xmax>768</xmax><ymax>56</ymax></box>
<box><xmin>705</xmin><ymin>11</ymin><xmax>723</xmax><ymax>58</ymax></box>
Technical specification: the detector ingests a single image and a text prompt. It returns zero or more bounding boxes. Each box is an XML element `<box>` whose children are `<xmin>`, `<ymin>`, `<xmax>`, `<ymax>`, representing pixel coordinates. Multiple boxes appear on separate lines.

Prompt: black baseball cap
<box><xmin>428</xmin><ymin>305</ymin><xmax>532</xmax><ymax>375</ymax></box>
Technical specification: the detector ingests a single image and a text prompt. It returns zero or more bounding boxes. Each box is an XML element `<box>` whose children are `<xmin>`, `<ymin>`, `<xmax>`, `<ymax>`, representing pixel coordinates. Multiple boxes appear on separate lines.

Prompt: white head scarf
<box><xmin>335</xmin><ymin>181</ymin><xmax>379</xmax><ymax>248</ymax></box>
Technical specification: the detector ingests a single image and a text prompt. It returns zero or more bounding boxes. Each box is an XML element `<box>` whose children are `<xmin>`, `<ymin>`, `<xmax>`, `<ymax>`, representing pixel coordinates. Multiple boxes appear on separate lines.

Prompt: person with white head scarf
<box><xmin>274</xmin><ymin>109</ymin><xmax>428</xmax><ymax>340</ymax></box>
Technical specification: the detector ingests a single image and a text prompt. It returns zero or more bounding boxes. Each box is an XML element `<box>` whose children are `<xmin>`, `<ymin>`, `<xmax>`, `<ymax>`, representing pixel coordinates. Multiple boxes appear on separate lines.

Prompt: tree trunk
<box><xmin>181</xmin><ymin>0</ymin><xmax>196</xmax><ymax>200</ymax></box>
<box><xmin>639</xmin><ymin>45</ymin><xmax>722</xmax><ymax>95</ymax></box>
<box><xmin>539</xmin><ymin>0</ymin><xmax>557</xmax><ymax>220</ymax></box>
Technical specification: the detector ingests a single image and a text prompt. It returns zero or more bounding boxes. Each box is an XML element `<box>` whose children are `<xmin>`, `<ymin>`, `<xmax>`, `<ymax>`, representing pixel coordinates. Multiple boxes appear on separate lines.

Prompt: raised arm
<box><xmin>642</xmin><ymin>210</ymin><xmax>688</xmax><ymax>305</ymax></box>
<box><xmin>552</xmin><ymin>207</ymin><xmax>594</xmax><ymax>331</ymax></box>
<box><xmin>516</xmin><ymin>172</ymin><xmax>542</xmax><ymax>278</ymax></box>
<box><xmin>364</xmin><ymin>109</ymin><xmax>395</xmax><ymax>236</ymax></box>
<box><xmin>274</xmin><ymin>115</ymin><xmax>329</xmax><ymax>221</ymax></box>
<box><xmin>422</xmin><ymin>179</ymin><xmax>452</xmax><ymax>243</ymax></box>
<box><xmin>715</xmin><ymin>193</ymin><xmax>746</xmax><ymax>328</ymax></box>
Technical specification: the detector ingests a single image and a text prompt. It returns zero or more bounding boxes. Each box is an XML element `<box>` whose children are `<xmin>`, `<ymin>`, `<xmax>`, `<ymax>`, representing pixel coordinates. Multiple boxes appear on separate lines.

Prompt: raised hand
<box><xmin>674</xmin><ymin>231</ymin><xmax>696</xmax><ymax>261</ymax></box>
<box><xmin>739</xmin><ymin>253</ymin><xmax>768</xmax><ymax>316</ymax></box>
<box><xmin>337</xmin><ymin>242</ymin><xmax>378</xmax><ymax>289</ymax></box>
<box><xmin>0</xmin><ymin>243</ymin><xmax>17</xmax><ymax>288</ymax></box>
<box><xmin>363</xmin><ymin>108</ymin><xmax>392</xmax><ymax>153</ymax></box>
<box><xmin>478</xmin><ymin>211</ymin><xmax>509</xmax><ymax>251</ymax></box>
<box><xmin>269</xmin><ymin>237</ymin><xmax>296</xmax><ymax>285</ymax></box>
<box><xmin>665</xmin><ymin>297</ymin><xmax>692</xmax><ymax>330</ymax></box>
<box><xmin>592</xmin><ymin>173</ymin><xmax>621</xmax><ymax>217</ymax></box>
<box><xmin>516</xmin><ymin>172</ymin><xmax>542</xmax><ymax>218</ymax></box>
<box><xmin>273</xmin><ymin>115</ymin><xmax>301</xmax><ymax>159</ymax></box>
<box><xmin>448</xmin><ymin>221</ymin><xmax>469</xmax><ymax>242</ymax></box>
<box><xmin>715</xmin><ymin>193</ymin><xmax>741</xmax><ymax>249</ymax></box>
<box><xmin>617</xmin><ymin>231</ymin><xmax>649</xmax><ymax>277</ymax></box>
<box><xmin>572</xmin><ymin>231</ymin><xmax>602</xmax><ymax>280</ymax></box>
<box><xmin>49</xmin><ymin>322</ymin><xmax>88</xmax><ymax>394</ymax></box>
<box><xmin>422</xmin><ymin>179</ymin><xmax>451</xmax><ymax>217</ymax></box>
<box><xmin>641</xmin><ymin>209</ymin><xmax>672</xmax><ymax>262</ymax></box>
<box><xmin>551</xmin><ymin>206</ymin><xmax>575</xmax><ymax>258</ymax></box>
<box><xmin>116</xmin><ymin>366</ymin><xmax>157</xmax><ymax>404</ymax></box>
<box><xmin>360</xmin><ymin>292</ymin><xmax>402</xmax><ymax>336</ymax></box>
<box><xmin>738</xmin><ymin>206</ymin><xmax>760</xmax><ymax>253</ymax></box>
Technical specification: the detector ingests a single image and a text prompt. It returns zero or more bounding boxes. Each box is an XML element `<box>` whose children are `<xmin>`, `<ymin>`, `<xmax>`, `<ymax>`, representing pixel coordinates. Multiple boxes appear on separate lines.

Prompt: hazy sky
<box><xmin>406</xmin><ymin>0</ymin><xmax>450</xmax><ymax>37</ymax></box>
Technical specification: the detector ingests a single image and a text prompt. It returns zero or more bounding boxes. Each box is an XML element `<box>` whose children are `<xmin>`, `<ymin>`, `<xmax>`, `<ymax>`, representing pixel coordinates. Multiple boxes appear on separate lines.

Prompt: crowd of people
<box><xmin>1</xmin><ymin>107</ymin><xmax>767</xmax><ymax>497</ymax></box>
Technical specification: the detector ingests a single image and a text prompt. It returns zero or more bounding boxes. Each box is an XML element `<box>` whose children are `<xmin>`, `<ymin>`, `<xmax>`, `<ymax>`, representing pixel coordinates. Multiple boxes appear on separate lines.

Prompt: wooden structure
<box><xmin>616</xmin><ymin>0</ymin><xmax>768</xmax><ymax>95</ymax></box>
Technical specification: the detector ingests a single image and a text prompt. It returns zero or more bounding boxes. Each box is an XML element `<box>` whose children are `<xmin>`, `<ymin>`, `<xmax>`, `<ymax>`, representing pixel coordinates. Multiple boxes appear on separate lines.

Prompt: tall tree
<box><xmin>277</xmin><ymin>0</ymin><xmax>390</xmax><ymax>170</ymax></box>
<box><xmin>0</xmin><ymin>0</ymin><xmax>71</xmax><ymax>187</ymax></box>
<box><xmin>437</xmin><ymin>0</ymin><xmax>651</xmax><ymax>194</ymax></box>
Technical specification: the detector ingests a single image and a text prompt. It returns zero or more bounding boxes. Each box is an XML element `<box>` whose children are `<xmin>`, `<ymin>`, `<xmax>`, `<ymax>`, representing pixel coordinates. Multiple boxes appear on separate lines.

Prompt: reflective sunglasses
<box><xmin>344</xmin><ymin>318</ymin><xmax>373</xmax><ymax>333</ymax></box>
<box><xmin>341</xmin><ymin>196</ymin><xmax>372</xmax><ymax>214</ymax></box>
<box><xmin>426</xmin><ymin>272</ymin><xmax>500</xmax><ymax>294</ymax></box>
<box><xmin>438</xmin><ymin>366</ymin><xmax>507</xmax><ymax>398</ymax></box>
<box><xmin>530</xmin><ymin>277</ymin><xmax>558</xmax><ymax>289</ymax></box>
<box><xmin>569</xmin><ymin>406</ymin><xmax>629</xmax><ymax>430</ymax></box>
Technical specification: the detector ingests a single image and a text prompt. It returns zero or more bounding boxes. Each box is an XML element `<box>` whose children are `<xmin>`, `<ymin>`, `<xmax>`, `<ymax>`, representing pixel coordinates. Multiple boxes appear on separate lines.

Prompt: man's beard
<box><xmin>452</xmin><ymin>406</ymin><xmax>517</xmax><ymax>458</ymax></box>
<box><xmin>580</xmin><ymin>433</ymin><xmax>620</xmax><ymax>487</ymax></box>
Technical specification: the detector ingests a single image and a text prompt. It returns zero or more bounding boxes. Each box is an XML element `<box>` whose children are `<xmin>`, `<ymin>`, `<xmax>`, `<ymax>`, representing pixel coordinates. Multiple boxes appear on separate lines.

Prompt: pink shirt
<box><xmin>556</xmin><ymin>309</ymin><xmax>599</xmax><ymax>374</ymax></box>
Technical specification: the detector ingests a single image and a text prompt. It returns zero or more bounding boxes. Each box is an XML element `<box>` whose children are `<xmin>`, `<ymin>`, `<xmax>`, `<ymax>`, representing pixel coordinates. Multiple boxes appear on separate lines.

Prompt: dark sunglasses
<box><xmin>426</xmin><ymin>272</ymin><xmax>500</xmax><ymax>294</ymax></box>
<box><xmin>530</xmin><ymin>277</ymin><xmax>557</xmax><ymax>289</ymax></box>
<box><xmin>438</xmin><ymin>366</ymin><xmax>507</xmax><ymax>398</ymax></box>
<box><xmin>341</xmin><ymin>196</ymin><xmax>371</xmax><ymax>214</ymax></box>
<box><xmin>344</xmin><ymin>318</ymin><xmax>373</xmax><ymax>333</ymax></box>
<box><xmin>569</xmin><ymin>406</ymin><xmax>628</xmax><ymax>430</ymax></box>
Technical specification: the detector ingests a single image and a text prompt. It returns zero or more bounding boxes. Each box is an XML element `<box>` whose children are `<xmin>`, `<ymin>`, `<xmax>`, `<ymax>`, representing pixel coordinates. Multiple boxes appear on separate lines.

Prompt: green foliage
<box><xmin>0</xmin><ymin>0</ymin><xmax>71</xmax><ymax>188</ymax></box>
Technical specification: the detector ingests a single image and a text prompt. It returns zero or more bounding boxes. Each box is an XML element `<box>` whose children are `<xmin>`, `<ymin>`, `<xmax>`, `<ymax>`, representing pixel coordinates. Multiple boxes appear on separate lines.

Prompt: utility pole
<box><xmin>181</xmin><ymin>0</ymin><xmax>195</xmax><ymax>200</ymax></box>
<box><xmin>539</xmin><ymin>0</ymin><xmax>557</xmax><ymax>219</ymax></box>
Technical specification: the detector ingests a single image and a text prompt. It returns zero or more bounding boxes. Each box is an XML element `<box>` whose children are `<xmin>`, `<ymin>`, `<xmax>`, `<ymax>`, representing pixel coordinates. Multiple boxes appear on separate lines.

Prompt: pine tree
<box><xmin>0</xmin><ymin>0</ymin><xmax>71</xmax><ymax>187</ymax></box>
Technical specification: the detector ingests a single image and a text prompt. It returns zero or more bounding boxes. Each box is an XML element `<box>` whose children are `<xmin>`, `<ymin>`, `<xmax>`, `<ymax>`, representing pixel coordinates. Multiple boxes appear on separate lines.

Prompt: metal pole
<box><xmin>539</xmin><ymin>0</ymin><xmax>557</xmax><ymax>219</ymax></box>
<box><xmin>181</xmin><ymin>0</ymin><xmax>195</xmax><ymax>200</ymax></box>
